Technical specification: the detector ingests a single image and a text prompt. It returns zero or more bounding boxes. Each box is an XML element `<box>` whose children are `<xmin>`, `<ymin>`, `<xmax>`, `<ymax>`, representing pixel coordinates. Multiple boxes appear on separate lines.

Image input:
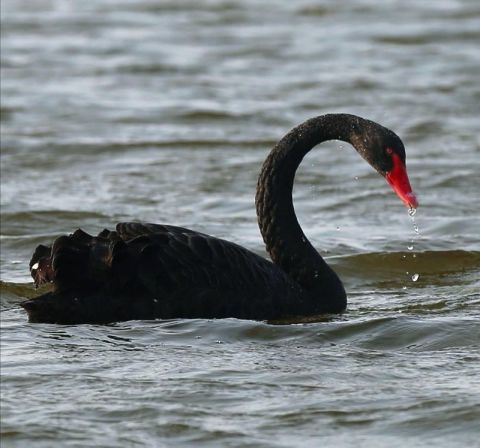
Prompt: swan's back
<box><xmin>24</xmin><ymin>222</ymin><xmax>301</xmax><ymax>323</ymax></box>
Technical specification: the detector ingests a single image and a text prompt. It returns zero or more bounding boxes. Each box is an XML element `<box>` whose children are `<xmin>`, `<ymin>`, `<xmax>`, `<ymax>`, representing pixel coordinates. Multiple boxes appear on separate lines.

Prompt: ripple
<box><xmin>373</xmin><ymin>30</ymin><xmax>480</xmax><ymax>45</ymax></box>
<box><xmin>333</xmin><ymin>250</ymin><xmax>480</xmax><ymax>279</ymax></box>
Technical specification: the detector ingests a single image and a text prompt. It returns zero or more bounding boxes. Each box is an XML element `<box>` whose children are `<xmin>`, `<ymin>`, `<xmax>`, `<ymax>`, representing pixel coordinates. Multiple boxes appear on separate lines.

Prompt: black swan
<box><xmin>22</xmin><ymin>114</ymin><xmax>418</xmax><ymax>324</ymax></box>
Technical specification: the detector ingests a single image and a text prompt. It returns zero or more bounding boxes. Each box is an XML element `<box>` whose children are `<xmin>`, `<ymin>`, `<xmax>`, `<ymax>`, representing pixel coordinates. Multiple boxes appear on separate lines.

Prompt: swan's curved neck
<box><xmin>255</xmin><ymin>114</ymin><xmax>364</xmax><ymax>303</ymax></box>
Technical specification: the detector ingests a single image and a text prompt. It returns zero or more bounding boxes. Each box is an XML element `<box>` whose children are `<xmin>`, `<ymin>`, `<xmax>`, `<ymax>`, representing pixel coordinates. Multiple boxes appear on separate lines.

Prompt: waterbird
<box><xmin>22</xmin><ymin>114</ymin><xmax>418</xmax><ymax>324</ymax></box>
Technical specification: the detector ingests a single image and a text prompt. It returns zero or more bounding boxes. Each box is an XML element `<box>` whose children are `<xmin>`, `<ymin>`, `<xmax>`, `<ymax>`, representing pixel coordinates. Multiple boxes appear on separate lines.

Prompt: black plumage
<box><xmin>22</xmin><ymin>114</ymin><xmax>415</xmax><ymax>324</ymax></box>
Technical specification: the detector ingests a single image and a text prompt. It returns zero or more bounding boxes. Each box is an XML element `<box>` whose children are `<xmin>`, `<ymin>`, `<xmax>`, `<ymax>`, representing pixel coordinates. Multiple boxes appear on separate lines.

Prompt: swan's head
<box><xmin>350</xmin><ymin>120</ymin><xmax>418</xmax><ymax>209</ymax></box>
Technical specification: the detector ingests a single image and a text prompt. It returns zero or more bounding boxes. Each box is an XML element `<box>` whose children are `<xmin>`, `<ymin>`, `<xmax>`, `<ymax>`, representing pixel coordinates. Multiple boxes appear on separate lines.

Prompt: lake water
<box><xmin>1</xmin><ymin>1</ymin><xmax>479</xmax><ymax>447</ymax></box>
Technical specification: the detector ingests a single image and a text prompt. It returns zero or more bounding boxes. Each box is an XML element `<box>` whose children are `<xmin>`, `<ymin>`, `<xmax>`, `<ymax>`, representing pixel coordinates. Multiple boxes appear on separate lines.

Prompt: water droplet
<box><xmin>402</xmin><ymin>286</ymin><xmax>407</xmax><ymax>290</ymax></box>
<box><xmin>407</xmin><ymin>245</ymin><xmax>413</xmax><ymax>251</ymax></box>
<box><xmin>336</xmin><ymin>226</ymin><xmax>340</xmax><ymax>231</ymax></box>
<box><xmin>411</xmin><ymin>273</ymin><xmax>419</xmax><ymax>282</ymax></box>
<box><xmin>408</xmin><ymin>207</ymin><xmax>417</xmax><ymax>217</ymax></box>
<box><xmin>413</xmin><ymin>254</ymin><xmax>416</xmax><ymax>258</ymax></box>
<box><xmin>354</xmin><ymin>176</ymin><xmax>359</xmax><ymax>181</ymax></box>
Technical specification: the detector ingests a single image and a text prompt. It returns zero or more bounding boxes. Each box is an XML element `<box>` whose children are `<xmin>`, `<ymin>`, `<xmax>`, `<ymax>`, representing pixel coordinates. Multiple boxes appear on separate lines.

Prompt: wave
<box><xmin>331</xmin><ymin>250</ymin><xmax>480</xmax><ymax>278</ymax></box>
<box><xmin>2</xmin><ymin>305</ymin><xmax>478</xmax><ymax>353</ymax></box>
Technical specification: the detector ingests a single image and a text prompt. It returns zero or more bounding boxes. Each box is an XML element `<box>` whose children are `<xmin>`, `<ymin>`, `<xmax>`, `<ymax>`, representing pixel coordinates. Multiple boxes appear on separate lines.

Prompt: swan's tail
<box><xmin>23</xmin><ymin>229</ymin><xmax>136</xmax><ymax>323</ymax></box>
<box><xmin>29</xmin><ymin>229</ymin><xmax>134</xmax><ymax>292</ymax></box>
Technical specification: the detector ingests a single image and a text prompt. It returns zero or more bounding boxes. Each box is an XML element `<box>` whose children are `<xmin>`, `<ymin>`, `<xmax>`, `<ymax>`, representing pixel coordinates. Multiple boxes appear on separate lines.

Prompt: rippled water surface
<box><xmin>1</xmin><ymin>1</ymin><xmax>480</xmax><ymax>447</ymax></box>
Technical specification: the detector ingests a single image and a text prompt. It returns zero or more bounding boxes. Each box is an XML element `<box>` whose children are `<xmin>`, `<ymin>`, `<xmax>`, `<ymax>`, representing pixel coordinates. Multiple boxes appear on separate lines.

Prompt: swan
<box><xmin>22</xmin><ymin>114</ymin><xmax>418</xmax><ymax>324</ymax></box>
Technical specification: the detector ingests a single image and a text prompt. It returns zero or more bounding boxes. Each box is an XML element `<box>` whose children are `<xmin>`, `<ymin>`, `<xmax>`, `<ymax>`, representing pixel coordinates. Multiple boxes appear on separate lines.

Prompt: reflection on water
<box><xmin>1</xmin><ymin>0</ymin><xmax>480</xmax><ymax>446</ymax></box>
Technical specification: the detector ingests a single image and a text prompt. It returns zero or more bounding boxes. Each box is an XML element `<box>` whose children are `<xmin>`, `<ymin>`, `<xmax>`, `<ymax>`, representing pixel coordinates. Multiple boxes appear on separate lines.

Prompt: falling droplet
<box><xmin>411</xmin><ymin>273</ymin><xmax>419</xmax><ymax>282</ymax></box>
<box><xmin>407</xmin><ymin>245</ymin><xmax>413</xmax><ymax>251</ymax></box>
<box><xmin>408</xmin><ymin>209</ymin><xmax>420</xmax><ymax>236</ymax></box>
<box><xmin>402</xmin><ymin>286</ymin><xmax>407</xmax><ymax>290</ymax></box>
<box><xmin>336</xmin><ymin>226</ymin><xmax>340</xmax><ymax>231</ymax></box>
<box><xmin>354</xmin><ymin>176</ymin><xmax>359</xmax><ymax>180</ymax></box>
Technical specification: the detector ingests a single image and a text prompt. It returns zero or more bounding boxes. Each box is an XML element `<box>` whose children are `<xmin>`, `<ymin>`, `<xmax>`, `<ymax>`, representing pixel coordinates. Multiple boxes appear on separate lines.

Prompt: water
<box><xmin>1</xmin><ymin>0</ymin><xmax>480</xmax><ymax>446</ymax></box>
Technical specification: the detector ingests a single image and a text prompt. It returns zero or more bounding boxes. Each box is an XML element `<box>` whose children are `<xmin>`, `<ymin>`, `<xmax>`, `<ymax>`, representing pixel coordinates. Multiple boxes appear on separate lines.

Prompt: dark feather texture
<box><xmin>22</xmin><ymin>114</ymin><xmax>412</xmax><ymax>324</ymax></box>
<box><xmin>24</xmin><ymin>223</ymin><xmax>301</xmax><ymax>323</ymax></box>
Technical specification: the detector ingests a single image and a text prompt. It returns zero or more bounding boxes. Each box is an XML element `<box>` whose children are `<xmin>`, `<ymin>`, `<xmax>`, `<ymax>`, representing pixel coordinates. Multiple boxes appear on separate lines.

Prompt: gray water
<box><xmin>1</xmin><ymin>1</ymin><xmax>480</xmax><ymax>447</ymax></box>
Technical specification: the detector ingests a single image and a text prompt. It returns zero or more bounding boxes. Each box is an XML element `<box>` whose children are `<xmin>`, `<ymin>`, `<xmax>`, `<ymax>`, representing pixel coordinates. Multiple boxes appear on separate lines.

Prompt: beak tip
<box><xmin>405</xmin><ymin>192</ymin><xmax>419</xmax><ymax>209</ymax></box>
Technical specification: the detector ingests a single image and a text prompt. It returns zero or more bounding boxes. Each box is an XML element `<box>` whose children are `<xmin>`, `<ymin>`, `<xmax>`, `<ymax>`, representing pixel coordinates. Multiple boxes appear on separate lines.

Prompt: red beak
<box><xmin>385</xmin><ymin>152</ymin><xmax>418</xmax><ymax>209</ymax></box>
